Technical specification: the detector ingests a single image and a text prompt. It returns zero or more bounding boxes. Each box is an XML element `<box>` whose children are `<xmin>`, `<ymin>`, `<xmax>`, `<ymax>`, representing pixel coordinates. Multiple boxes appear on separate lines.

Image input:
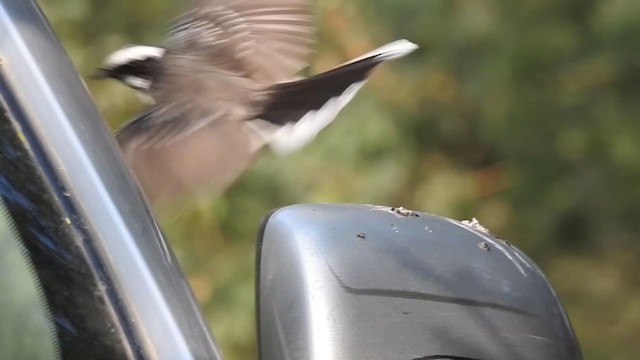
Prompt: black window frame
<box><xmin>0</xmin><ymin>67</ymin><xmax>139</xmax><ymax>359</ymax></box>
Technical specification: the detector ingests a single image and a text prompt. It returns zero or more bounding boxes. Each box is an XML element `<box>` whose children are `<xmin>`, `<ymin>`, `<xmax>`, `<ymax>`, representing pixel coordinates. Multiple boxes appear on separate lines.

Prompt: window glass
<box><xmin>0</xmin><ymin>199</ymin><xmax>59</xmax><ymax>359</ymax></box>
<box><xmin>0</xmin><ymin>68</ymin><xmax>133</xmax><ymax>359</ymax></box>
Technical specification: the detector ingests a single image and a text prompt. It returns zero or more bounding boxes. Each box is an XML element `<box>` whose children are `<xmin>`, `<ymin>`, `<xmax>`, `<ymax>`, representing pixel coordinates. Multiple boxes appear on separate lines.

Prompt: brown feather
<box><xmin>118</xmin><ymin>119</ymin><xmax>265</xmax><ymax>204</ymax></box>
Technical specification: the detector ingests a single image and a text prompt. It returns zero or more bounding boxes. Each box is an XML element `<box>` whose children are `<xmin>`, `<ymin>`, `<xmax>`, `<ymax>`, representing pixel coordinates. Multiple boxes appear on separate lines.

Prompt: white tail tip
<box><xmin>374</xmin><ymin>39</ymin><xmax>419</xmax><ymax>60</ymax></box>
<box><xmin>346</xmin><ymin>39</ymin><xmax>419</xmax><ymax>65</ymax></box>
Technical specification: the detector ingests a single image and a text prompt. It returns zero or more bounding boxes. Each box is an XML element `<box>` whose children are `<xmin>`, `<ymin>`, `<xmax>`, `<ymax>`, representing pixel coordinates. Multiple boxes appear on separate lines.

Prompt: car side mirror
<box><xmin>256</xmin><ymin>203</ymin><xmax>582</xmax><ymax>360</ymax></box>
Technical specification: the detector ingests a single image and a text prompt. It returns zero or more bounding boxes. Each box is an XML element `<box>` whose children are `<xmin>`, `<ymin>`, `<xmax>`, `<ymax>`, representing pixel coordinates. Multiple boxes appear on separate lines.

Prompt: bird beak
<box><xmin>89</xmin><ymin>68</ymin><xmax>109</xmax><ymax>80</ymax></box>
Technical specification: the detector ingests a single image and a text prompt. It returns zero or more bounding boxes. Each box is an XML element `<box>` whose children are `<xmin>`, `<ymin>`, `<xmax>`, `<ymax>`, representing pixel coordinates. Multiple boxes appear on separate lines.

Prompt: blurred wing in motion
<box><xmin>116</xmin><ymin>108</ymin><xmax>265</xmax><ymax>204</ymax></box>
<box><xmin>116</xmin><ymin>0</ymin><xmax>316</xmax><ymax>204</ymax></box>
<box><xmin>117</xmin><ymin>40</ymin><xmax>418</xmax><ymax>204</ymax></box>
<box><xmin>166</xmin><ymin>0</ymin><xmax>315</xmax><ymax>84</ymax></box>
<box><xmin>137</xmin><ymin>0</ymin><xmax>315</xmax><ymax>146</ymax></box>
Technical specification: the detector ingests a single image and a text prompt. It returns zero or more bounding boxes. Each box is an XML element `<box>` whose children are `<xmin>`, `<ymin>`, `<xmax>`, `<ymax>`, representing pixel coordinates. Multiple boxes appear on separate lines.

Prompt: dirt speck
<box><xmin>478</xmin><ymin>241</ymin><xmax>491</xmax><ymax>251</ymax></box>
<box><xmin>501</xmin><ymin>239</ymin><xmax>514</xmax><ymax>248</ymax></box>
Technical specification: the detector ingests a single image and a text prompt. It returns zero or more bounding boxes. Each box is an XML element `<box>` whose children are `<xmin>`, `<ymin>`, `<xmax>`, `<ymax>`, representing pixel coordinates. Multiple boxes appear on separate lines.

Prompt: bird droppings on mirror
<box><xmin>391</xmin><ymin>206</ymin><xmax>420</xmax><ymax>217</ymax></box>
<box><xmin>478</xmin><ymin>241</ymin><xmax>491</xmax><ymax>252</ymax></box>
<box><xmin>460</xmin><ymin>218</ymin><xmax>491</xmax><ymax>235</ymax></box>
<box><xmin>370</xmin><ymin>205</ymin><xmax>422</xmax><ymax>219</ymax></box>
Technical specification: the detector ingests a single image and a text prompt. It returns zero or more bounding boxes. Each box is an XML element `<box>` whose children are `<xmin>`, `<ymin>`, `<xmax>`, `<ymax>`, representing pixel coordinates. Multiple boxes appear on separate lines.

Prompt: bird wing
<box><xmin>120</xmin><ymin>0</ymin><xmax>315</xmax><ymax>148</ymax></box>
<box><xmin>115</xmin><ymin>0</ymin><xmax>314</xmax><ymax>203</ymax></box>
<box><xmin>124</xmin><ymin>54</ymin><xmax>265</xmax><ymax>147</ymax></box>
<box><xmin>115</xmin><ymin>42</ymin><xmax>274</xmax><ymax>204</ymax></box>
<box><xmin>165</xmin><ymin>0</ymin><xmax>314</xmax><ymax>84</ymax></box>
<box><xmin>116</xmin><ymin>107</ymin><xmax>266</xmax><ymax>204</ymax></box>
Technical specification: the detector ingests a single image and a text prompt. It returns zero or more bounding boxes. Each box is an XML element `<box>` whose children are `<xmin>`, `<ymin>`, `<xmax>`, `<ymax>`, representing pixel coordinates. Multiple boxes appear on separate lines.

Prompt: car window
<box><xmin>0</xmin><ymin>199</ymin><xmax>59</xmax><ymax>360</ymax></box>
<box><xmin>0</xmin><ymin>68</ymin><xmax>136</xmax><ymax>359</ymax></box>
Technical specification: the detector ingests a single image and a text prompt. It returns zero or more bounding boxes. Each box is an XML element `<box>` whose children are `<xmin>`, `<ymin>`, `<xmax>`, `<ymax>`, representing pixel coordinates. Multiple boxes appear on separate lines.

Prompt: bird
<box><xmin>94</xmin><ymin>0</ymin><xmax>418</xmax><ymax>205</ymax></box>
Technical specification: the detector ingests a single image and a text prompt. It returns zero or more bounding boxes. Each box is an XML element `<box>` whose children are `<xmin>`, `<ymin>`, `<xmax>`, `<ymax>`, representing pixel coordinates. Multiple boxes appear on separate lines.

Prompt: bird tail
<box><xmin>250</xmin><ymin>39</ymin><xmax>419</xmax><ymax>154</ymax></box>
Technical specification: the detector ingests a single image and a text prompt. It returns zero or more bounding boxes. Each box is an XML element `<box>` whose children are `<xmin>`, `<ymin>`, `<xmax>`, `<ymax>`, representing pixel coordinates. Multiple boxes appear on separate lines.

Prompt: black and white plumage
<box><xmin>96</xmin><ymin>0</ymin><xmax>418</xmax><ymax>204</ymax></box>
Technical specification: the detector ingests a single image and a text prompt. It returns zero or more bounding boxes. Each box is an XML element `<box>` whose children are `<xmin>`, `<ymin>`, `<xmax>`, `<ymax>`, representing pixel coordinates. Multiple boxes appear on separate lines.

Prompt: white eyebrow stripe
<box><xmin>104</xmin><ymin>46</ymin><xmax>166</xmax><ymax>68</ymax></box>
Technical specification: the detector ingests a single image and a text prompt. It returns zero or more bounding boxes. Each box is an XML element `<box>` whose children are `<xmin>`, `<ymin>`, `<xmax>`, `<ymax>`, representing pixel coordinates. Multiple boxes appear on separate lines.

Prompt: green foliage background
<box><xmin>40</xmin><ymin>0</ymin><xmax>640</xmax><ymax>358</ymax></box>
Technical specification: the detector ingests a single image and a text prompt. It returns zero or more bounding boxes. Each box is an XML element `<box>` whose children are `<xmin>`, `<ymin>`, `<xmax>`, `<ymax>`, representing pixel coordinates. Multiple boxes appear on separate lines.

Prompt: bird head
<box><xmin>94</xmin><ymin>45</ymin><xmax>166</xmax><ymax>91</ymax></box>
